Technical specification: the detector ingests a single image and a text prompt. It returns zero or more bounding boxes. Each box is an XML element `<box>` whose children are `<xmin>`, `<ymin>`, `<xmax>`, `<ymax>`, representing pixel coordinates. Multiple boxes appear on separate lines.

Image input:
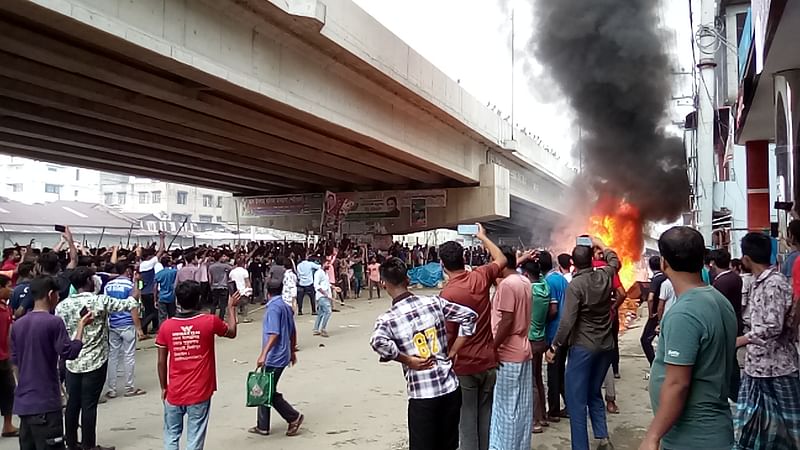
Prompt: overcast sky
<box><xmin>353</xmin><ymin>0</ymin><xmax>695</xmax><ymax>162</ymax></box>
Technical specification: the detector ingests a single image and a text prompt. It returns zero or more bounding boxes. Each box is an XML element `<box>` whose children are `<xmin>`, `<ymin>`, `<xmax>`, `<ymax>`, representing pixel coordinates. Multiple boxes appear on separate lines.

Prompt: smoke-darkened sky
<box><xmin>530</xmin><ymin>0</ymin><xmax>690</xmax><ymax>221</ymax></box>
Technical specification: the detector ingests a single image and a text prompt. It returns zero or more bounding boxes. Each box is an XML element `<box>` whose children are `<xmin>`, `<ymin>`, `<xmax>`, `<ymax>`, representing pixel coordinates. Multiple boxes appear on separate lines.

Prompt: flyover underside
<box><xmin>484</xmin><ymin>196</ymin><xmax>560</xmax><ymax>247</ymax></box>
<box><xmin>0</xmin><ymin>8</ymin><xmax>462</xmax><ymax>195</ymax></box>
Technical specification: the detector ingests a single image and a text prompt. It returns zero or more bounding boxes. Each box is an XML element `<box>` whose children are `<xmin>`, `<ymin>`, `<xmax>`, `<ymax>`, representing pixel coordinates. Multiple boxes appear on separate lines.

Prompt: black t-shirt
<box><xmin>713</xmin><ymin>270</ymin><xmax>744</xmax><ymax>335</ymax></box>
<box><xmin>649</xmin><ymin>272</ymin><xmax>667</xmax><ymax>314</ymax></box>
<box><xmin>248</xmin><ymin>262</ymin><xmax>264</xmax><ymax>280</ymax></box>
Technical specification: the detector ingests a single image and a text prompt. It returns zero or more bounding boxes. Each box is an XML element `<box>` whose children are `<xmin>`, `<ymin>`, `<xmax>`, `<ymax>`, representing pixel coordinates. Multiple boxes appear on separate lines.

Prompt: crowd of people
<box><xmin>0</xmin><ymin>217</ymin><xmax>797</xmax><ymax>450</ymax></box>
<box><xmin>0</xmin><ymin>226</ymin><xmax>421</xmax><ymax>449</ymax></box>
<box><xmin>370</xmin><ymin>222</ymin><xmax>800</xmax><ymax>450</ymax></box>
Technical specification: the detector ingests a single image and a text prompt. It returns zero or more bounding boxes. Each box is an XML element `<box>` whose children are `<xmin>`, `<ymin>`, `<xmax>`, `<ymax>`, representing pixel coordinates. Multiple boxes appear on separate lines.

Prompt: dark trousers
<box><xmin>140</xmin><ymin>293</ymin><xmax>158</xmax><ymax>335</ymax></box>
<box><xmin>458</xmin><ymin>369</ymin><xmax>495</xmax><ymax>450</ymax></box>
<box><xmin>19</xmin><ymin>410</ymin><xmax>66</xmax><ymax>450</ymax></box>
<box><xmin>210</xmin><ymin>288</ymin><xmax>228</xmax><ymax>320</ymax></box>
<box><xmin>297</xmin><ymin>285</ymin><xmax>315</xmax><ymax>314</ymax></box>
<box><xmin>200</xmin><ymin>282</ymin><xmax>211</xmax><ymax>309</ymax></box>
<box><xmin>252</xmin><ymin>278</ymin><xmax>263</xmax><ymax>302</ymax></box>
<box><xmin>565</xmin><ymin>346</ymin><xmax>613</xmax><ymax>450</ymax></box>
<box><xmin>640</xmin><ymin>316</ymin><xmax>659</xmax><ymax>365</ymax></box>
<box><xmin>408</xmin><ymin>387</ymin><xmax>461</xmax><ymax>450</ymax></box>
<box><xmin>256</xmin><ymin>367</ymin><xmax>300</xmax><ymax>431</ymax></box>
<box><xmin>547</xmin><ymin>345</ymin><xmax>568</xmax><ymax>416</ymax></box>
<box><xmin>0</xmin><ymin>359</ymin><xmax>15</xmax><ymax>416</ymax></box>
<box><xmin>65</xmin><ymin>363</ymin><xmax>107</xmax><ymax>448</ymax></box>
<box><xmin>158</xmin><ymin>301</ymin><xmax>177</xmax><ymax>325</ymax></box>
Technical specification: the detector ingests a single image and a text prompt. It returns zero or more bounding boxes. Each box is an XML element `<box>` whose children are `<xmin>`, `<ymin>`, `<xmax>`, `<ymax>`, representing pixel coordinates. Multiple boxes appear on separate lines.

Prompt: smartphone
<box><xmin>576</xmin><ymin>235</ymin><xmax>593</xmax><ymax>247</ymax></box>
<box><xmin>80</xmin><ymin>306</ymin><xmax>89</xmax><ymax>317</ymax></box>
<box><xmin>54</xmin><ymin>224</ymin><xmax>66</xmax><ymax>233</ymax></box>
<box><xmin>457</xmin><ymin>224</ymin><xmax>479</xmax><ymax>236</ymax></box>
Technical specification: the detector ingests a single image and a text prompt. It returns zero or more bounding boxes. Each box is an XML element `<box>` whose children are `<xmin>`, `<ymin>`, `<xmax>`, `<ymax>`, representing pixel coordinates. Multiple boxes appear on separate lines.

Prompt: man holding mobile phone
<box><xmin>56</xmin><ymin>267</ymin><xmax>139</xmax><ymax>450</ymax></box>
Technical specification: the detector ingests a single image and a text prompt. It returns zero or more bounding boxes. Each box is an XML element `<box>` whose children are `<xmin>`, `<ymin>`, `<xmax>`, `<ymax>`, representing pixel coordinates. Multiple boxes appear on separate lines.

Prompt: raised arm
<box><xmin>64</xmin><ymin>226</ymin><xmax>78</xmax><ymax>270</ymax></box>
<box><xmin>155</xmin><ymin>231</ymin><xmax>166</xmax><ymax>260</ymax></box>
<box><xmin>476</xmin><ymin>223</ymin><xmax>506</xmax><ymax>269</ymax></box>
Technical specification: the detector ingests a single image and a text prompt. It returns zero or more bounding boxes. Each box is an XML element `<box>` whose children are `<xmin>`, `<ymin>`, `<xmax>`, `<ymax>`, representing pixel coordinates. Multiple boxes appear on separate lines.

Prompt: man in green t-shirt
<box><xmin>641</xmin><ymin>227</ymin><xmax>737</xmax><ymax>450</ymax></box>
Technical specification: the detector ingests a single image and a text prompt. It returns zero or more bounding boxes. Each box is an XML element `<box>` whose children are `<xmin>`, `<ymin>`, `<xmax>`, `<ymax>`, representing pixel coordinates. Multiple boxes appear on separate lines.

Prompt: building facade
<box><xmin>100</xmin><ymin>175</ymin><xmax>232</xmax><ymax>226</ymax></box>
<box><xmin>734</xmin><ymin>0</ymin><xmax>796</xmax><ymax>258</ymax></box>
<box><xmin>0</xmin><ymin>155</ymin><xmax>102</xmax><ymax>204</ymax></box>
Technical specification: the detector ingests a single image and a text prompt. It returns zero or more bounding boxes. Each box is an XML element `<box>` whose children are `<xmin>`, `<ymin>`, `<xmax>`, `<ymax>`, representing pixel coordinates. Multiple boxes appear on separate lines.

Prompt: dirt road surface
<box><xmin>0</xmin><ymin>290</ymin><xmax>653</xmax><ymax>450</ymax></box>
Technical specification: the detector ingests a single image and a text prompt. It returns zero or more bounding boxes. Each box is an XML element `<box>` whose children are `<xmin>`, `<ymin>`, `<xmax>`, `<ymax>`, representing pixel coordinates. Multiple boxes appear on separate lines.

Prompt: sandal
<box><xmin>1</xmin><ymin>430</ymin><xmax>19</xmax><ymax>438</ymax></box>
<box><xmin>606</xmin><ymin>402</ymin><xmax>620</xmax><ymax>414</ymax></box>
<box><xmin>532</xmin><ymin>425</ymin><xmax>544</xmax><ymax>434</ymax></box>
<box><xmin>286</xmin><ymin>414</ymin><xmax>304</xmax><ymax>436</ymax></box>
<box><xmin>247</xmin><ymin>427</ymin><xmax>270</xmax><ymax>436</ymax></box>
<box><xmin>124</xmin><ymin>388</ymin><xmax>147</xmax><ymax>397</ymax></box>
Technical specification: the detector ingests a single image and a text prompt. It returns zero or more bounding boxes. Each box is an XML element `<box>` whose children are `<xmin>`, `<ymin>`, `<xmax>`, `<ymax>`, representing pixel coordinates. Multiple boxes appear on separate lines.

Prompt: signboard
<box><xmin>239</xmin><ymin>194</ymin><xmax>323</xmax><ymax>217</ymax></box>
<box><xmin>338</xmin><ymin>190</ymin><xmax>445</xmax><ymax>221</ymax></box>
<box><xmin>410</xmin><ymin>198</ymin><xmax>428</xmax><ymax>228</ymax></box>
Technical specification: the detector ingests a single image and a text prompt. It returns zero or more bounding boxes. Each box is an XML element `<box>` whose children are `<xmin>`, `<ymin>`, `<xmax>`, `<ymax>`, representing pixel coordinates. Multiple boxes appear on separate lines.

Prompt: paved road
<box><xmin>0</xmin><ymin>290</ymin><xmax>653</xmax><ymax>450</ymax></box>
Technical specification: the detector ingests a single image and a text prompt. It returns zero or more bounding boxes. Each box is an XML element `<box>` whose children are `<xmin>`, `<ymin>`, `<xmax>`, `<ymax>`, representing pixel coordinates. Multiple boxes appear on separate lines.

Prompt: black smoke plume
<box><xmin>531</xmin><ymin>0</ymin><xmax>689</xmax><ymax>222</ymax></box>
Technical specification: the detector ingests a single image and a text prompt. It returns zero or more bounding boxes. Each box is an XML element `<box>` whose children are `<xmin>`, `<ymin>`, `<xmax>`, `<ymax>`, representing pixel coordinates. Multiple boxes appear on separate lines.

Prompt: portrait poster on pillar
<box><xmin>338</xmin><ymin>190</ymin><xmax>445</xmax><ymax>221</ymax></box>
<box><xmin>410</xmin><ymin>198</ymin><xmax>427</xmax><ymax>228</ymax></box>
<box><xmin>321</xmin><ymin>191</ymin><xmax>355</xmax><ymax>237</ymax></box>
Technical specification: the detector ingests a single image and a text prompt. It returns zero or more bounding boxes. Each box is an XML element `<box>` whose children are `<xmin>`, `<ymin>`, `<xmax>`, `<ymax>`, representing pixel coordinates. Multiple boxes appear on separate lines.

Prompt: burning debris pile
<box><xmin>529</xmin><ymin>0</ymin><xmax>689</xmax><ymax>277</ymax></box>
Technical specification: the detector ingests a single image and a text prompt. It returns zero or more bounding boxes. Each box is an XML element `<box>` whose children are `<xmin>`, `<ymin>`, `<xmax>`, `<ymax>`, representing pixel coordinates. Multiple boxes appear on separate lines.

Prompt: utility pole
<box><xmin>695</xmin><ymin>0</ymin><xmax>717</xmax><ymax>244</ymax></box>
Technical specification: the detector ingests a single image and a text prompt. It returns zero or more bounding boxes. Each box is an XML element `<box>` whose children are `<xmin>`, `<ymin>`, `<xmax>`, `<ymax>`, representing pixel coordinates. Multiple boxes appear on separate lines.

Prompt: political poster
<box><xmin>410</xmin><ymin>198</ymin><xmax>427</xmax><ymax>228</ymax></box>
<box><xmin>239</xmin><ymin>194</ymin><xmax>323</xmax><ymax>218</ymax></box>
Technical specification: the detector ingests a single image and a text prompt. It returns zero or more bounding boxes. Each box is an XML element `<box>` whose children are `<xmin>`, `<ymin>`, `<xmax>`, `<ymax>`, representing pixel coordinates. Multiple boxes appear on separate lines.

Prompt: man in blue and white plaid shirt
<box><xmin>370</xmin><ymin>257</ymin><xmax>477</xmax><ymax>450</ymax></box>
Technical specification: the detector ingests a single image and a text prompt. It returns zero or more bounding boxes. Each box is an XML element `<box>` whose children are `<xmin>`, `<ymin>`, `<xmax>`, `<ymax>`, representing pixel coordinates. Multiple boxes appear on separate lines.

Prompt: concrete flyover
<box><xmin>0</xmin><ymin>0</ymin><xmax>574</xmax><ymax>241</ymax></box>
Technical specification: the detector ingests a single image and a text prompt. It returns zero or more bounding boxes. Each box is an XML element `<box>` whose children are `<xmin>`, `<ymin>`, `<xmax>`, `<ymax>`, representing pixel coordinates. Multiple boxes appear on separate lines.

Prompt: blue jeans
<box><xmin>164</xmin><ymin>399</ymin><xmax>211</xmax><ymax>450</ymax></box>
<box><xmin>565</xmin><ymin>345</ymin><xmax>613</xmax><ymax>450</ymax></box>
<box><xmin>313</xmin><ymin>297</ymin><xmax>332</xmax><ymax>332</ymax></box>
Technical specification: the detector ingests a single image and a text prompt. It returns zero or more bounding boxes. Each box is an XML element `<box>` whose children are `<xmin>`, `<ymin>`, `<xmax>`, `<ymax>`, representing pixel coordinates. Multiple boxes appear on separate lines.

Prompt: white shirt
<box><xmin>314</xmin><ymin>268</ymin><xmax>332</xmax><ymax>298</ymax></box>
<box><xmin>660</xmin><ymin>279</ymin><xmax>677</xmax><ymax>314</ymax></box>
<box><xmin>282</xmin><ymin>271</ymin><xmax>297</xmax><ymax>307</ymax></box>
<box><xmin>229</xmin><ymin>266</ymin><xmax>249</xmax><ymax>295</ymax></box>
<box><xmin>297</xmin><ymin>260</ymin><xmax>320</xmax><ymax>286</ymax></box>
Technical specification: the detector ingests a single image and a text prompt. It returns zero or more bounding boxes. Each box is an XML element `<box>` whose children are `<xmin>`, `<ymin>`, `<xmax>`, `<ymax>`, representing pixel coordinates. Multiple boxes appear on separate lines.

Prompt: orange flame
<box><xmin>588</xmin><ymin>196</ymin><xmax>644</xmax><ymax>289</ymax></box>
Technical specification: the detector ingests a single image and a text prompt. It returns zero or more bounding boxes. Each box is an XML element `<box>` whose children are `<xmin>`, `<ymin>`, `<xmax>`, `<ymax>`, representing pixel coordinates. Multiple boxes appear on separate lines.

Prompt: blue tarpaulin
<box><xmin>408</xmin><ymin>262</ymin><xmax>443</xmax><ymax>288</ymax></box>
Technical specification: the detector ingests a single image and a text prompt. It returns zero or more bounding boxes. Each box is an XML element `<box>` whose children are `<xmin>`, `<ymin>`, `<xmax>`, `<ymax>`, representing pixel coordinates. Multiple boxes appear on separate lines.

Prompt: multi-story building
<box><xmin>0</xmin><ymin>155</ymin><xmax>102</xmax><ymax>204</ymax></box>
<box><xmin>681</xmin><ymin>0</ymin><xmax>755</xmax><ymax>256</ymax></box>
<box><xmin>735</xmin><ymin>0</ymin><xmax>799</xmax><ymax>255</ymax></box>
<box><xmin>100</xmin><ymin>175</ymin><xmax>232</xmax><ymax>228</ymax></box>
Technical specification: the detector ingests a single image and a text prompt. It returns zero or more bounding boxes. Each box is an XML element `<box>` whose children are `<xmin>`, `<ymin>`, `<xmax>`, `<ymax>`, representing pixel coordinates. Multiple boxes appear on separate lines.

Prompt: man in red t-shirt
<box><xmin>439</xmin><ymin>223</ymin><xmax>507</xmax><ymax>450</ymax></box>
<box><xmin>0</xmin><ymin>280</ymin><xmax>17</xmax><ymax>437</ymax></box>
<box><xmin>156</xmin><ymin>281</ymin><xmax>240</xmax><ymax>450</ymax></box>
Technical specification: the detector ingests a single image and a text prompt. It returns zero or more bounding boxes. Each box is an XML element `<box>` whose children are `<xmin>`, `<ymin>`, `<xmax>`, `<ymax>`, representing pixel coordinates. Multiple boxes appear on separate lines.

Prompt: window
<box><xmin>177</xmin><ymin>191</ymin><xmax>188</xmax><ymax>205</ymax></box>
<box><xmin>7</xmin><ymin>183</ymin><xmax>22</xmax><ymax>193</ymax></box>
<box><xmin>216</xmin><ymin>216</ymin><xmax>223</xmax><ymax>222</ymax></box>
<box><xmin>75</xmin><ymin>169</ymin><xmax>80</xmax><ymax>181</ymax></box>
<box><xmin>139</xmin><ymin>192</ymin><xmax>149</xmax><ymax>204</ymax></box>
<box><xmin>73</xmin><ymin>190</ymin><xmax>79</xmax><ymax>197</ymax></box>
<box><xmin>151</xmin><ymin>191</ymin><xmax>161</xmax><ymax>204</ymax></box>
<box><xmin>45</xmin><ymin>184</ymin><xmax>61</xmax><ymax>194</ymax></box>
<box><xmin>216</xmin><ymin>196</ymin><xmax>223</xmax><ymax>208</ymax></box>
<box><xmin>117</xmin><ymin>192</ymin><xmax>126</xmax><ymax>205</ymax></box>
<box><xmin>199</xmin><ymin>215</ymin><xmax>213</xmax><ymax>223</ymax></box>
<box><xmin>104</xmin><ymin>192</ymin><xmax>114</xmax><ymax>205</ymax></box>
<box><xmin>202</xmin><ymin>194</ymin><xmax>213</xmax><ymax>207</ymax></box>
<box><xmin>171</xmin><ymin>213</ymin><xmax>190</xmax><ymax>223</ymax></box>
<box><xmin>47</xmin><ymin>166</ymin><xmax>57</xmax><ymax>173</ymax></box>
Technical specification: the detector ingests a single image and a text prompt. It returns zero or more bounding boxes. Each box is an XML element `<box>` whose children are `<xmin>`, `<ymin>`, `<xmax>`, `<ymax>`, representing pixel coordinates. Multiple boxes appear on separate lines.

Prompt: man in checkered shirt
<box><xmin>370</xmin><ymin>257</ymin><xmax>478</xmax><ymax>450</ymax></box>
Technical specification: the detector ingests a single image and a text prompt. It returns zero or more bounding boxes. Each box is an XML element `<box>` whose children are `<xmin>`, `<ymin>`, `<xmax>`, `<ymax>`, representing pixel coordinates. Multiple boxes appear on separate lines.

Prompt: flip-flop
<box><xmin>124</xmin><ymin>388</ymin><xmax>147</xmax><ymax>397</ymax></box>
<box><xmin>247</xmin><ymin>427</ymin><xmax>270</xmax><ymax>436</ymax></box>
<box><xmin>286</xmin><ymin>414</ymin><xmax>304</xmax><ymax>436</ymax></box>
<box><xmin>1</xmin><ymin>430</ymin><xmax>19</xmax><ymax>438</ymax></box>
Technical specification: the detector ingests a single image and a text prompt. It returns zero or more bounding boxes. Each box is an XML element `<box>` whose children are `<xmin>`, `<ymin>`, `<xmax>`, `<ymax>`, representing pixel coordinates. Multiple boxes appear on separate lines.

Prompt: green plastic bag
<box><xmin>246</xmin><ymin>369</ymin><xmax>274</xmax><ymax>408</ymax></box>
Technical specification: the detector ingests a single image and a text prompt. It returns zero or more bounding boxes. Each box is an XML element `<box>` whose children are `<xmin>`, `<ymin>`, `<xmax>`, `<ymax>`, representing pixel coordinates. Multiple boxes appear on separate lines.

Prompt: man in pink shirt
<box><xmin>490</xmin><ymin>246</ymin><xmax>533</xmax><ymax>450</ymax></box>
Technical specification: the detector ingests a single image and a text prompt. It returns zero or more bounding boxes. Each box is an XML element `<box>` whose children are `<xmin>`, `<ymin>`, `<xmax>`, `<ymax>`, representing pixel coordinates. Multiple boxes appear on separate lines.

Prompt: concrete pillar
<box><xmin>695</xmin><ymin>0</ymin><xmax>718</xmax><ymax>244</ymax></box>
<box><xmin>746</xmin><ymin>140</ymin><xmax>770</xmax><ymax>231</ymax></box>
